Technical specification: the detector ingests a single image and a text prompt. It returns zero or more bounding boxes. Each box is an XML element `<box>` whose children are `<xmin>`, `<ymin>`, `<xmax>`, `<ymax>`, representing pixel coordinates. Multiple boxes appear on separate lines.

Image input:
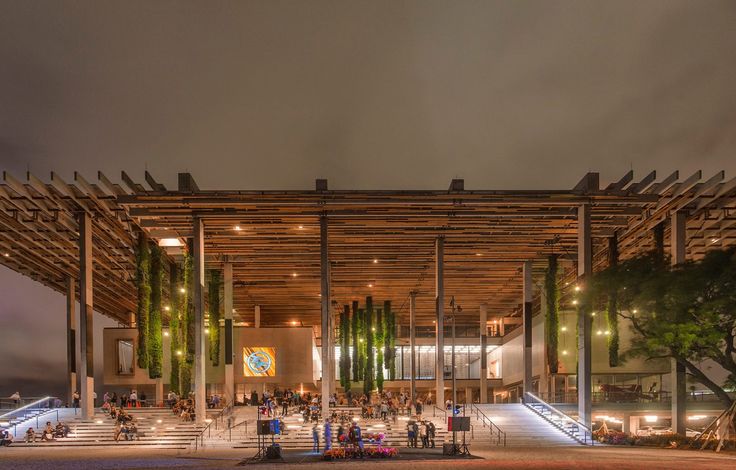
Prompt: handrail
<box><xmin>192</xmin><ymin>402</ymin><xmax>232</xmax><ymax>450</ymax></box>
<box><xmin>432</xmin><ymin>405</ymin><xmax>447</xmax><ymax>421</ymax></box>
<box><xmin>523</xmin><ymin>392</ymin><xmax>594</xmax><ymax>446</ymax></box>
<box><xmin>0</xmin><ymin>396</ymin><xmax>56</xmax><ymax>420</ymax></box>
<box><xmin>469</xmin><ymin>404</ymin><xmax>506</xmax><ymax>446</ymax></box>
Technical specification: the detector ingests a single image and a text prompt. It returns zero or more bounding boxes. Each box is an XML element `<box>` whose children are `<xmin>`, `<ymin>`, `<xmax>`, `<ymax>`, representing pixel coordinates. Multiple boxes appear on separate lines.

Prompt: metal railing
<box><xmin>192</xmin><ymin>402</ymin><xmax>233</xmax><ymax>450</ymax></box>
<box><xmin>432</xmin><ymin>405</ymin><xmax>447</xmax><ymax>421</ymax></box>
<box><xmin>469</xmin><ymin>404</ymin><xmax>506</xmax><ymax>446</ymax></box>
<box><xmin>523</xmin><ymin>392</ymin><xmax>593</xmax><ymax>446</ymax></box>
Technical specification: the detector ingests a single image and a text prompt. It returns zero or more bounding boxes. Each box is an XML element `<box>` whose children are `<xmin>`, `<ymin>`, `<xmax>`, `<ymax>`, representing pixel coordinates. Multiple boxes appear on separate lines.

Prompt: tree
<box><xmin>584</xmin><ymin>248</ymin><xmax>736</xmax><ymax>407</ymax></box>
<box><xmin>340</xmin><ymin>305</ymin><xmax>351</xmax><ymax>391</ymax></box>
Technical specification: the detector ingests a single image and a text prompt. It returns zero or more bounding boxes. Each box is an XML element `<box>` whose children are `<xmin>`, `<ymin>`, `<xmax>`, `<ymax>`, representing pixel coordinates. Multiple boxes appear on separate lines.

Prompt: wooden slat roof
<box><xmin>1</xmin><ymin>170</ymin><xmax>735</xmax><ymax>327</ymax></box>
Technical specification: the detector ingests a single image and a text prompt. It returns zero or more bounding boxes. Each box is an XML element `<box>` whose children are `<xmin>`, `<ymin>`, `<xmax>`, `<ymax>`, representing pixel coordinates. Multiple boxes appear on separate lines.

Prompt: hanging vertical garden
<box><xmin>375</xmin><ymin>307</ymin><xmax>384</xmax><ymax>392</ymax></box>
<box><xmin>545</xmin><ymin>255</ymin><xmax>559</xmax><ymax>374</ymax></box>
<box><xmin>208</xmin><ymin>269</ymin><xmax>222</xmax><ymax>366</ymax></box>
<box><xmin>148</xmin><ymin>243</ymin><xmax>163</xmax><ymax>379</ymax></box>
<box><xmin>135</xmin><ymin>232</ymin><xmax>150</xmax><ymax>369</ymax></box>
<box><xmin>180</xmin><ymin>243</ymin><xmax>194</xmax><ymax>396</ymax></box>
<box><xmin>169</xmin><ymin>263</ymin><xmax>180</xmax><ymax>394</ymax></box>
<box><xmin>339</xmin><ymin>305</ymin><xmax>351</xmax><ymax>391</ymax></box>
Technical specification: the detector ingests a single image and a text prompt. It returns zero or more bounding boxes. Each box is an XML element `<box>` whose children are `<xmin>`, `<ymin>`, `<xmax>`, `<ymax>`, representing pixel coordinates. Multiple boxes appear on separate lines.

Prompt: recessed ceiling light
<box><xmin>158</xmin><ymin>238</ymin><xmax>183</xmax><ymax>247</ymax></box>
<box><xmin>3</xmin><ymin>253</ymin><xmax>8</xmax><ymax>257</ymax></box>
<box><xmin>475</xmin><ymin>253</ymin><xmax>482</xmax><ymax>256</ymax></box>
<box><xmin>292</xmin><ymin>272</ymin><xmax>298</xmax><ymax>277</ymax></box>
<box><xmin>298</xmin><ymin>225</ymin><xmax>304</xmax><ymax>229</ymax></box>
<box><xmin>373</xmin><ymin>259</ymin><xmax>378</xmax><ymax>263</ymax></box>
<box><xmin>234</xmin><ymin>225</ymin><xmax>242</xmax><ymax>231</ymax></box>
<box><xmin>291</xmin><ymin>321</ymin><xmax>298</xmax><ymax>326</ymax></box>
<box><xmin>367</xmin><ymin>283</ymin><xmax>373</xmax><ymax>288</ymax></box>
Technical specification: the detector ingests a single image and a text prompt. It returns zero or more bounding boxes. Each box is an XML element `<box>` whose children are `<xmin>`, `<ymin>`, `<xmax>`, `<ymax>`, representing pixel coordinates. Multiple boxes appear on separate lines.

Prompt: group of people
<box><xmin>311</xmin><ymin>419</ymin><xmax>367</xmax><ymax>453</ymax></box>
<box><xmin>407</xmin><ymin>419</ymin><xmax>436</xmax><ymax>448</ymax></box>
<box><xmin>171</xmin><ymin>397</ymin><xmax>197</xmax><ymax>422</ymax></box>
<box><xmin>23</xmin><ymin>421</ymin><xmax>70</xmax><ymax>443</ymax></box>
<box><xmin>102</xmin><ymin>390</ymin><xmax>146</xmax><ymax>409</ymax></box>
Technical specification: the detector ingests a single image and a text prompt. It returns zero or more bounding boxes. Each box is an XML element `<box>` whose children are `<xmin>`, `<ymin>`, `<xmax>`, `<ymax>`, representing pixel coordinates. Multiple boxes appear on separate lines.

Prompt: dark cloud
<box><xmin>0</xmin><ymin>1</ymin><xmax>735</xmax><ymax>393</ymax></box>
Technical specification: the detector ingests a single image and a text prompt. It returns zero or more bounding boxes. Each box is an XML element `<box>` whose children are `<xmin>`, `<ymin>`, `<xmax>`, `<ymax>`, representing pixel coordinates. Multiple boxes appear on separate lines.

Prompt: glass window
<box><xmin>117</xmin><ymin>339</ymin><xmax>134</xmax><ymax>375</ymax></box>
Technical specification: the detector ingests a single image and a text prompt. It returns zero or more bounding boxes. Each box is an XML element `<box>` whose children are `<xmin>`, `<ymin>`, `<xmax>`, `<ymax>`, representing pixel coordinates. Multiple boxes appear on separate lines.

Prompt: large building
<box><xmin>2</xmin><ymin>170</ymin><xmax>734</xmax><ymax>435</ymax></box>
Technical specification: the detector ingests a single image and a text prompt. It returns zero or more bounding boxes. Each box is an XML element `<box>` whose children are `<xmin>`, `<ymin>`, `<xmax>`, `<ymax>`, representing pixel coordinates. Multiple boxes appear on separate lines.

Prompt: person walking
<box><xmin>312</xmin><ymin>424</ymin><xmax>320</xmax><ymax>453</ymax></box>
<box><xmin>323</xmin><ymin>419</ymin><xmax>332</xmax><ymax>451</ymax></box>
<box><xmin>407</xmin><ymin>421</ymin><xmax>415</xmax><ymax>448</ymax></box>
<box><xmin>72</xmin><ymin>390</ymin><xmax>80</xmax><ymax>409</ymax></box>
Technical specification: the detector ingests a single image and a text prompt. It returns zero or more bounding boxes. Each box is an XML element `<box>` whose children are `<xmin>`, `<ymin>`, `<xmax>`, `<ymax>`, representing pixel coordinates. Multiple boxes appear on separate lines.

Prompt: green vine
<box><xmin>148</xmin><ymin>243</ymin><xmax>163</xmax><ymax>379</ymax></box>
<box><xmin>179</xmin><ymin>243</ymin><xmax>193</xmax><ymax>396</ymax></box>
<box><xmin>384</xmin><ymin>301</ymin><xmax>396</xmax><ymax>380</ymax></box>
<box><xmin>363</xmin><ymin>297</ymin><xmax>375</xmax><ymax>394</ymax></box>
<box><xmin>376</xmin><ymin>308</ymin><xmax>384</xmax><ymax>392</ymax></box>
<box><xmin>340</xmin><ymin>305</ymin><xmax>351</xmax><ymax>391</ymax></box>
<box><xmin>208</xmin><ymin>270</ymin><xmax>222</xmax><ymax>366</ymax></box>
<box><xmin>169</xmin><ymin>263</ymin><xmax>180</xmax><ymax>394</ymax></box>
<box><xmin>606</xmin><ymin>236</ymin><xmax>620</xmax><ymax>367</ymax></box>
<box><xmin>135</xmin><ymin>233</ymin><xmax>150</xmax><ymax>370</ymax></box>
<box><xmin>545</xmin><ymin>255</ymin><xmax>559</xmax><ymax>373</ymax></box>
<box><xmin>351</xmin><ymin>301</ymin><xmax>360</xmax><ymax>382</ymax></box>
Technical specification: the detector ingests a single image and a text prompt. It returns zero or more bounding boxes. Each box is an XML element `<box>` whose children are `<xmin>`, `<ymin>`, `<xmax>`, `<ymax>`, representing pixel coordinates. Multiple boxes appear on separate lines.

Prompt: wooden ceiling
<box><xmin>1</xmin><ymin>170</ymin><xmax>735</xmax><ymax>327</ymax></box>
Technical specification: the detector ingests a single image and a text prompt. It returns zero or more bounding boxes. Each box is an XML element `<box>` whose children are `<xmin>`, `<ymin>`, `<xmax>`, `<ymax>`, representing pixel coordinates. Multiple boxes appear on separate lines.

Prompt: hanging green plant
<box><xmin>375</xmin><ymin>308</ymin><xmax>384</xmax><ymax>392</ymax></box>
<box><xmin>135</xmin><ymin>232</ymin><xmax>150</xmax><ymax>370</ymax></box>
<box><xmin>179</xmin><ymin>242</ymin><xmax>194</xmax><ymax>396</ymax></box>
<box><xmin>606</xmin><ymin>236</ymin><xmax>620</xmax><ymax>367</ymax></box>
<box><xmin>208</xmin><ymin>269</ymin><xmax>222</xmax><ymax>366</ymax></box>
<box><xmin>383</xmin><ymin>300</ymin><xmax>396</xmax><ymax>380</ymax></box>
<box><xmin>351</xmin><ymin>300</ymin><xmax>360</xmax><ymax>382</ymax></box>
<box><xmin>545</xmin><ymin>255</ymin><xmax>560</xmax><ymax>374</ymax></box>
<box><xmin>363</xmin><ymin>296</ymin><xmax>375</xmax><ymax>394</ymax></box>
<box><xmin>148</xmin><ymin>243</ymin><xmax>163</xmax><ymax>379</ymax></box>
<box><xmin>169</xmin><ymin>263</ymin><xmax>180</xmax><ymax>394</ymax></box>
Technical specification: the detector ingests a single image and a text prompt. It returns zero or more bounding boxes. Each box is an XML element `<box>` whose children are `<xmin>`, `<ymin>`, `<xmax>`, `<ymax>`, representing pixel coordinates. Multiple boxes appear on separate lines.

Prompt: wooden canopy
<box><xmin>2</xmin><ymin>170</ymin><xmax>735</xmax><ymax>326</ymax></box>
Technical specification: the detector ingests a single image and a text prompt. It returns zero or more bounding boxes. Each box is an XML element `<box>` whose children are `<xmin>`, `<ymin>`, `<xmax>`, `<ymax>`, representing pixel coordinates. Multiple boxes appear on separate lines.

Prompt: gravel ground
<box><xmin>1</xmin><ymin>445</ymin><xmax>735</xmax><ymax>469</ymax></box>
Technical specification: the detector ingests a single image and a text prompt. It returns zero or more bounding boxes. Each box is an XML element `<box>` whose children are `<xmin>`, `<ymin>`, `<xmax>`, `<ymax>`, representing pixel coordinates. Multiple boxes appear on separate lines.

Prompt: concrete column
<box><xmin>320</xmin><ymin>215</ymin><xmax>331</xmax><ymax>419</ymax></box>
<box><xmin>479</xmin><ymin>303</ymin><xmax>488</xmax><ymax>403</ymax></box>
<box><xmin>577</xmin><ymin>204</ymin><xmax>593</xmax><ymax>429</ymax></box>
<box><xmin>523</xmin><ymin>260</ymin><xmax>533</xmax><ymax>396</ymax></box>
<box><xmin>670</xmin><ymin>210</ymin><xmax>687</xmax><ymax>435</ymax></box>
<box><xmin>193</xmin><ymin>216</ymin><xmax>207</xmax><ymax>424</ymax></box>
<box><xmin>409</xmin><ymin>291</ymin><xmax>417</xmax><ymax>402</ymax></box>
<box><xmin>155</xmin><ymin>380</ymin><xmax>164</xmax><ymax>407</ymax></box>
<box><xmin>66</xmin><ymin>276</ymin><xmax>77</xmax><ymax>407</ymax></box>
<box><xmin>254</xmin><ymin>305</ymin><xmax>261</xmax><ymax>328</ymax></box>
<box><xmin>78</xmin><ymin>211</ymin><xmax>94</xmax><ymax>419</ymax></box>
<box><xmin>465</xmin><ymin>387</ymin><xmax>473</xmax><ymax>404</ymax></box>
<box><xmin>435</xmin><ymin>237</ymin><xmax>445</xmax><ymax>404</ymax></box>
<box><xmin>129</xmin><ymin>311</ymin><xmax>136</xmax><ymax>328</ymax></box>
<box><xmin>224</xmin><ymin>260</ymin><xmax>235</xmax><ymax>406</ymax></box>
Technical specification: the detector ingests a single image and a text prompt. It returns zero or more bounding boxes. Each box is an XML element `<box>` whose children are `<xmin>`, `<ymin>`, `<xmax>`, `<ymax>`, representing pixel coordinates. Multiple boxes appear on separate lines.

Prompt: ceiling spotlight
<box><xmin>292</xmin><ymin>272</ymin><xmax>298</xmax><ymax>277</ymax></box>
<box><xmin>234</xmin><ymin>225</ymin><xmax>242</xmax><ymax>231</ymax></box>
<box><xmin>475</xmin><ymin>253</ymin><xmax>482</xmax><ymax>257</ymax></box>
<box><xmin>180</xmin><ymin>287</ymin><xmax>186</xmax><ymax>293</ymax></box>
<box><xmin>373</xmin><ymin>259</ymin><xmax>378</xmax><ymax>264</ymax></box>
<box><xmin>560</xmin><ymin>326</ymin><xmax>567</xmax><ymax>332</ymax></box>
<box><xmin>164</xmin><ymin>306</ymin><xmax>170</xmax><ymax>311</ymax></box>
<box><xmin>572</xmin><ymin>300</ymin><xmax>578</xmax><ymax>305</ymax></box>
<box><xmin>591</xmin><ymin>312</ymin><xmax>596</xmax><ymax>317</ymax></box>
<box><xmin>574</xmin><ymin>285</ymin><xmax>581</xmax><ymax>292</ymax></box>
<box><xmin>367</xmin><ymin>283</ymin><xmax>373</xmax><ymax>288</ymax></box>
<box><xmin>298</xmin><ymin>225</ymin><xmax>304</xmax><ymax>229</ymax></box>
<box><xmin>163</xmin><ymin>331</ymin><xmax>169</xmax><ymax>337</ymax></box>
<box><xmin>604</xmin><ymin>330</ymin><xmax>611</xmax><ymax>335</ymax></box>
<box><xmin>711</xmin><ymin>238</ymin><xmax>719</xmax><ymax>244</ymax></box>
<box><xmin>632</xmin><ymin>309</ymin><xmax>638</xmax><ymax>314</ymax></box>
<box><xmin>596</xmin><ymin>330</ymin><xmax>603</xmax><ymax>336</ymax></box>
<box><xmin>176</xmin><ymin>350</ymin><xmax>182</xmax><ymax>356</ymax></box>
<box><xmin>204</xmin><ymin>328</ymin><xmax>210</xmax><ymax>334</ymax></box>
<box><xmin>3</xmin><ymin>253</ymin><xmax>9</xmax><ymax>257</ymax></box>
<box><xmin>562</xmin><ymin>350</ymin><xmax>568</xmax><ymax>356</ymax></box>
<box><xmin>291</xmin><ymin>321</ymin><xmax>298</xmax><ymax>326</ymax></box>
<box><xmin>158</xmin><ymin>238</ymin><xmax>183</xmax><ymax>247</ymax></box>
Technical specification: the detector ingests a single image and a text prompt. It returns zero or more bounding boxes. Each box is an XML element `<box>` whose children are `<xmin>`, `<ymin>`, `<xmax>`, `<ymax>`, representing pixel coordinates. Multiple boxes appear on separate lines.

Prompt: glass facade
<box><xmin>335</xmin><ymin>345</ymin><xmax>500</xmax><ymax>381</ymax></box>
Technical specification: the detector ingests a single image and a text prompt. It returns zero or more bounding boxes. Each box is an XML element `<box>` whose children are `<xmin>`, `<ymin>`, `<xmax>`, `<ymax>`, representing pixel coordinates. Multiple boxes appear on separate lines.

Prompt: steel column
<box><xmin>193</xmin><ymin>216</ymin><xmax>206</xmax><ymax>424</ymax></box>
<box><xmin>78</xmin><ymin>211</ymin><xmax>94</xmax><ymax>419</ymax></box>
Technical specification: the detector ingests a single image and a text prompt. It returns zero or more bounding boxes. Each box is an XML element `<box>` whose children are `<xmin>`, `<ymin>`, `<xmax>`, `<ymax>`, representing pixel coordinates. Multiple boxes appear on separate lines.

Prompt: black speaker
<box><xmin>266</xmin><ymin>444</ymin><xmax>281</xmax><ymax>459</ymax></box>
<box><xmin>257</xmin><ymin>420</ymin><xmax>273</xmax><ymax>435</ymax></box>
<box><xmin>447</xmin><ymin>416</ymin><xmax>470</xmax><ymax>432</ymax></box>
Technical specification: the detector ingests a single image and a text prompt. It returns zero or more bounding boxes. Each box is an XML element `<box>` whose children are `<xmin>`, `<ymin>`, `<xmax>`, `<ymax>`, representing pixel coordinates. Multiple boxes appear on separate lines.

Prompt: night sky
<box><xmin>1</xmin><ymin>1</ymin><xmax>736</xmax><ymax>398</ymax></box>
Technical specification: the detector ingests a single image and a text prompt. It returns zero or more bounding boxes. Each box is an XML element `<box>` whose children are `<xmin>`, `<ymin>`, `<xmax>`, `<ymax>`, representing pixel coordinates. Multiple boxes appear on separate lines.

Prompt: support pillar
<box><xmin>78</xmin><ymin>211</ymin><xmax>94</xmax><ymax>419</ymax></box>
<box><xmin>224</xmin><ymin>260</ymin><xmax>235</xmax><ymax>406</ymax></box>
<box><xmin>479</xmin><ymin>303</ymin><xmax>488</xmax><ymax>403</ymax></box>
<box><xmin>671</xmin><ymin>210</ymin><xmax>687</xmax><ymax>435</ymax></box>
<box><xmin>66</xmin><ymin>276</ymin><xmax>77</xmax><ymax>407</ymax></box>
<box><xmin>465</xmin><ymin>387</ymin><xmax>473</xmax><ymax>404</ymax></box>
<box><xmin>577</xmin><ymin>204</ymin><xmax>593</xmax><ymax>429</ymax></box>
<box><xmin>320</xmin><ymin>215</ymin><xmax>331</xmax><ymax>419</ymax></box>
<box><xmin>193</xmin><ymin>216</ymin><xmax>207</xmax><ymax>424</ymax></box>
<box><xmin>155</xmin><ymin>379</ymin><xmax>164</xmax><ymax>407</ymax></box>
<box><xmin>435</xmin><ymin>237</ymin><xmax>445</xmax><ymax>404</ymax></box>
<box><xmin>523</xmin><ymin>261</ymin><xmax>533</xmax><ymax>396</ymax></box>
<box><xmin>409</xmin><ymin>291</ymin><xmax>417</xmax><ymax>402</ymax></box>
<box><xmin>254</xmin><ymin>305</ymin><xmax>261</xmax><ymax>328</ymax></box>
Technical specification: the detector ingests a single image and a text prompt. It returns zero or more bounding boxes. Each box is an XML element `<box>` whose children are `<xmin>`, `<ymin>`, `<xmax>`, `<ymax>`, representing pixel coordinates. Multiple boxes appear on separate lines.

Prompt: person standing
<box><xmin>129</xmin><ymin>390</ymin><xmax>138</xmax><ymax>408</ymax></box>
<box><xmin>72</xmin><ymin>390</ymin><xmax>80</xmax><ymax>409</ymax></box>
<box><xmin>411</xmin><ymin>421</ymin><xmax>419</xmax><ymax>448</ymax></box>
<box><xmin>9</xmin><ymin>391</ymin><xmax>20</xmax><ymax>406</ymax></box>
<box><xmin>312</xmin><ymin>424</ymin><xmax>320</xmax><ymax>452</ymax></box>
<box><xmin>428</xmin><ymin>421</ymin><xmax>436</xmax><ymax>448</ymax></box>
<box><xmin>323</xmin><ymin>419</ymin><xmax>332</xmax><ymax>450</ymax></box>
<box><xmin>407</xmin><ymin>421</ymin><xmax>415</xmax><ymax>448</ymax></box>
<box><xmin>419</xmin><ymin>420</ymin><xmax>428</xmax><ymax>448</ymax></box>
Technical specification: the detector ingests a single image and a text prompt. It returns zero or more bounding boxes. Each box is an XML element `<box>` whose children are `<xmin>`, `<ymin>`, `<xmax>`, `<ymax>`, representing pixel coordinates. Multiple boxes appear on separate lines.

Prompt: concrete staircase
<box><xmin>10</xmin><ymin>408</ymin><xmax>207</xmax><ymax>449</ymax></box>
<box><xmin>472</xmin><ymin>404</ymin><xmax>579</xmax><ymax>447</ymax></box>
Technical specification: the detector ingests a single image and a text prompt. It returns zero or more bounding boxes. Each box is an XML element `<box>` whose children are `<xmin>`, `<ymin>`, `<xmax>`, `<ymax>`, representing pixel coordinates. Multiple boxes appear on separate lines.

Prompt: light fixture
<box><xmin>232</xmin><ymin>308</ymin><xmax>236</xmax><ymax>313</ymax></box>
<box><xmin>292</xmin><ymin>272</ymin><xmax>298</xmax><ymax>277</ymax></box>
<box><xmin>164</xmin><ymin>306</ymin><xmax>170</xmax><ymax>311</ymax></box>
<box><xmin>204</xmin><ymin>328</ymin><xmax>210</xmax><ymax>334</ymax></box>
<box><xmin>359</xmin><ymin>338</ymin><xmax>364</xmax><ymax>342</ymax></box>
<box><xmin>604</xmin><ymin>330</ymin><xmax>610</xmax><ymax>335</ymax></box>
<box><xmin>3</xmin><ymin>252</ymin><xmax>9</xmax><ymax>257</ymax></box>
<box><xmin>560</xmin><ymin>326</ymin><xmax>567</xmax><ymax>332</ymax></box>
<box><xmin>596</xmin><ymin>330</ymin><xmax>602</xmax><ymax>336</ymax></box>
<box><xmin>176</xmin><ymin>350</ymin><xmax>182</xmax><ymax>356</ymax></box>
<box><xmin>644</xmin><ymin>415</ymin><xmax>658</xmax><ymax>423</ymax></box>
<box><xmin>562</xmin><ymin>350</ymin><xmax>568</xmax><ymax>356</ymax></box>
<box><xmin>234</xmin><ymin>225</ymin><xmax>242</xmax><ymax>231</ymax></box>
<box><xmin>572</xmin><ymin>300</ymin><xmax>578</xmax><ymax>305</ymax></box>
<box><xmin>371</xmin><ymin>327</ymin><xmax>376</xmax><ymax>332</ymax></box>
<box><xmin>711</xmin><ymin>238</ymin><xmax>719</xmax><ymax>244</ymax></box>
<box><xmin>591</xmin><ymin>312</ymin><xmax>596</xmax><ymax>317</ymax></box>
<box><xmin>373</xmin><ymin>258</ymin><xmax>378</xmax><ymax>263</ymax></box>
<box><xmin>298</xmin><ymin>225</ymin><xmax>304</xmax><ymax>229</ymax></box>
<box><xmin>291</xmin><ymin>321</ymin><xmax>297</xmax><ymax>326</ymax></box>
<box><xmin>632</xmin><ymin>309</ymin><xmax>638</xmax><ymax>314</ymax></box>
<box><xmin>180</xmin><ymin>287</ymin><xmax>186</xmax><ymax>293</ymax></box>
<box><xmin>367</xmin><ymin>283</ymin><xmax>373</xmax><ymax>288</ymax></box>
<box><xmin>475</xmin><ymin>253</ymin><xmax>482</xmax><ymax>257</ymax></box>
<box><xmin>163</xmin><ymin>331</ymin><xmax>169</xmax><ymax>337</ymax></box>
<box><xmin>574</xmin><ymin>285</ymin><xmax>581</xmax><ymax>292</ymax></box>
<box><xmin>158</xmin><ymin>238</ymin><xmax>183</xmax><ymax>247</ymax></box>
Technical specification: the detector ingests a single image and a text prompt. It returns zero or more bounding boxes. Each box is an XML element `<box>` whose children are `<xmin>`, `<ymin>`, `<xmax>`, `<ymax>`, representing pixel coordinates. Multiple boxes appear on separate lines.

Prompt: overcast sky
<box><xmin>1</xmin><ymin>0</ymin><xmax>736</xmax><ymax>398</ymax></box>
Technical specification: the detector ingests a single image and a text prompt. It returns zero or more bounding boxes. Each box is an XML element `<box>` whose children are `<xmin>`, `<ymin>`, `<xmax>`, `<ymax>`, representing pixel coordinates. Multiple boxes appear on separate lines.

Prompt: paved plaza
<box><xmin>1</xmin><ymin>446</ymin><xmax>735</xmax><ymax>470</ymax></box>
